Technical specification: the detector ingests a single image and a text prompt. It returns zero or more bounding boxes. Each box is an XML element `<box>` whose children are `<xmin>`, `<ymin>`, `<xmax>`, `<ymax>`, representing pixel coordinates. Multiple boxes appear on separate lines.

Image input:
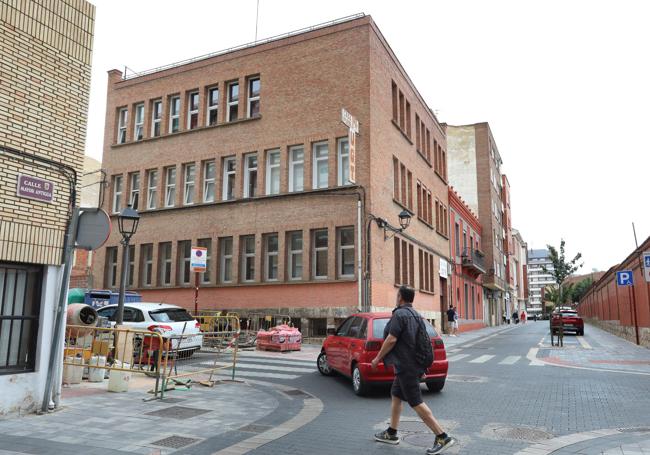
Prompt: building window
<box><xmin>151</xmin><ymin>100</ymin><xmax>162</xmax><ymax>137</ymax></box>
<box><xmin>227</xmin><ymin>81</ymin><xmax>239</xmax><ymax>122</ymax></box>
<box><xmin>219</xmin><ymin>237</ymin><xmax>233</xmax><ymax>283</ymax></box>
<box><xmin>391</xmin><ymin>81</ymin><xmax>398</xmax><ymax>122</ymax></box>
<box><xmin>164</xmin><ymin>167</ymin><xmax>176</xmax><ymax>207</ymax></box>
<box><xmin>129</xmin><ymin>173</ymin><xmax>140</xmax><ymax>210</ymax></box>
<box><xmin>266</xmin><ymin>149</ymin><xmax>280</xmax><ymax>195</ymax></box>
<box><xmin>146</xmin><ymin>169</ymin><xmax>158</xmax><ymax>210</ymax></box>
<box><xmin>187</xmin><ymin>91</ymin><xmax>199</xmax><ymax>130</ymax></box>
<box><xmin>169</xmin><ymin>96</ymin><xmax>180</xmax><ymax>133</ymax></box>
<box><xmin>178</xmin><ymin>240</ymin><xmax>191</xmax><ymax>285</ymax></box>
<box><xmin>337</xmin><ymin>227</ymin><xmax>355</xmax><ymax>278</ymax></box>
<box><xmin>198</xmin><ymin>238</ymin><xmax>212</xmax><ymax>284</ymax></box>
<box><xmin>243</xmin><ymin>154</ymin><xmax>258</xmax><ymax>198</ymax></box>
<box><xmin>289</xmin><ymin>146</ymin><xmax>304</xmax><ymax>192</ymax></box>
<box><xmin>140</xmin><ymin>244</ymin><xmax>153</xmax><ymax>287</ymax></box>
<box><xmin>134</xmin><ymin>103</ymin><xmax>144</xmax><ymax>141</ymax></box>
<box><xmin>287</xmin><ymin>231</ymin><xmax>303</xmax><ymax>280</ymax></box>
<box><xmin>183</xmin><ymin>163</ymin><xmax>195</xmax><ymax>205</ymax></box>
<box><xmin>241</xmin><ymin>235</ymin><xmax>255</xmax><ymax>282</ymax></box>
<box><xmin>247</xmin><ymin>77</ymin><xmax>260</xmax><ymax>118</ymax></box>
<box><xmin>117</xmin><ymin>108</ymin><xmax>128</xmax><ymax>144</ymax></box>
<box><xmin>207</xmin><ymin>87</ymin><xmax>219</xmax><ymax>126</ymax></box>
<box><xmin>393</xmin><ymin>239</ymin><xmax>414</xmax><ymax>287</ymax></box>
<box><xmin>264</xmin><ymin>233</ymin><xmax>278</xmax><ymax>281</ymax></box>
<box><xmin>337</xmin><ymin>138</ymin><xmax>350</xmax><ymax>186</ymax></box>
<box><xmin>203</xmin><ymin>160</ymin><xmax>216</xmax><ymax>203</ymax></box>
<box><xmin>222</xmin><ymin>156</ymin><xmax>236</xmax><ymax>201</ymax></box>
<box><xmin>112</xmin><ymin>175</ymin><xmax>122</xmax><ymax>214</ymax></box>
<box><xmin>127</xmin><ymin>245</ymin><xmax>135</xmax><ymax>287</ymax></box>
<box><xmin>418</xmin><ymin>250</ymin><xmax>434</xmax><ymax>293</ymax></box>
<box><xmin>158</xmin><ymin>242</ymin><xmax>172</xmax><ymax>286</ymax></box>
<box><xmin>455</xmin><ymin>223</ymin><xmax>460</xmax><ymax>256</ymax></box>
<box><xmin>0</xmin><ymin>264</ymin><xmax>42</xmax><ymax>374</ymax></box>
<box><xmin>105</xmin><ymin>247</ymin><xmax>118</xmax><ymax>287</ymax></box>
<box><xmin>312</xmin><ymin>229</ymin><xmax>328</xmax><ymax>279</ymax></box>
<box><xmin>312</xmin><ymin>142</ymin><xmax>329</xmax><ymax>189</ymax></box>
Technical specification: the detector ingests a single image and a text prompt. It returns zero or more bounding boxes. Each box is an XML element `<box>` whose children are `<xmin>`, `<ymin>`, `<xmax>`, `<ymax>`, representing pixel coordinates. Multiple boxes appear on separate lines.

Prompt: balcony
<box><xmin>461</xmin><ymin>248</ymin><xmax>487</xmax><ymax>276</ymax></box>
<box><xmin>484</xmin><ymin>268</ymin><xmax>506</xmax><ymax>291</ymax></box>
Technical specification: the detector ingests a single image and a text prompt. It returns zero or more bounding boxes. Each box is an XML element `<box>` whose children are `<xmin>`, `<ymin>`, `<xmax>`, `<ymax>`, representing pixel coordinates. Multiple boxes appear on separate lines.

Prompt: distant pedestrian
<box><xmin>372</xmin><ymin>286</ymin><xmax>457</xmax><ymax>454</ymax></box>
<box><xmin>521</xmin><ymin>310</ymin><xmax>526</xmax><ymax>324</ymax></box>
<box><xmin>512</xmin><ymin>311</ymin><xmax>519</xmax><ymax>324</ymax></box>
<box><xmin>446</xmin><ymin>305</ymin><xmax>458</xmax><ymax>337</ymax></box>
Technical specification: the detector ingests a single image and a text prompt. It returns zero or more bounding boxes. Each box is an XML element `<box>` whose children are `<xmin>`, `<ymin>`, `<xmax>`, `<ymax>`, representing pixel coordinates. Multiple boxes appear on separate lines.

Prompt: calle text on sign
<box><xmin>16</xmin><ymin>174</ymin><xmax>55</xmax><ymax>203</ymax></box>
<box><xmin>191</xmin><ymin>246</ymin><xmax>208</xmax><ymax>272</ymax></box>
<box><xmin>341</xmin><ymin>107</ymin><xmax>358</xmax><ymax>184</ymax></box>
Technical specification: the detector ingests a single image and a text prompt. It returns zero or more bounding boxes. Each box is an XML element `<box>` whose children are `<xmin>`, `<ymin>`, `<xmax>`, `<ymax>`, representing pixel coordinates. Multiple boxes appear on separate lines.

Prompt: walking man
<box><xmin>372</xmin><ymin>286</ymin><xmax>457</xmax><ymax>454</ymax></box>
<box><xmin>446</xmin><ymin>305</ymin><xmax>458</xmax><ymax>336</ymax></box>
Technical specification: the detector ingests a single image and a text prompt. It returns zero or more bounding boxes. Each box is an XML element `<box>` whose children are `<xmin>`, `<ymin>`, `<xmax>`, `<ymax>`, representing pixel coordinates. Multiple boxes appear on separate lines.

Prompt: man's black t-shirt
<box><xmin>447</xmin><ymin>308</ymin><xmax>455</xmax><ymax>322</ymax></box>
<box><xmin>383</xmin><ymin>304</ymin><xmax>421</xmax><ymax>375</ymax></box>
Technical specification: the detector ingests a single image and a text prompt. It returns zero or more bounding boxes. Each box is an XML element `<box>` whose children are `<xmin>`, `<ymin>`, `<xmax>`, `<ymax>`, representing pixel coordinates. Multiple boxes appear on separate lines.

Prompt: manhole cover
<box><xmin>403</xmin><ymin>433</ymin><xmax>438</xmax><ymax>447</ymax></box>
<box><xmin>482</xmin><ymin>424</ymin><xmax>553</xmax><ymax>442</ymax></box>
<box><xmin>152</xmin><ymin>435</ymin><xmax>201</xmax><ymax>448</ymax></box>
<box><xmin>145</xmin><ymin>406</ymin><xmax>212</xmax><ymax>419</ymax></box>
<box><xmin>239</xmin><ymin>423</ymin><xmax>273</xmax><ymax>433</ymax></box>
<box><xmin>447</xmin><ymin>375</ymin><xmax>486</xmax><ymax>383</ymax></box>
<box><xmin>619</xmin><ymin>427</ymin><xmax>650</xmax><ymax>433</ymax></box>
<box><xmin>284</xmin><ymin>389</ymin><xmax>311</xmax><ymax>397</ymax></box>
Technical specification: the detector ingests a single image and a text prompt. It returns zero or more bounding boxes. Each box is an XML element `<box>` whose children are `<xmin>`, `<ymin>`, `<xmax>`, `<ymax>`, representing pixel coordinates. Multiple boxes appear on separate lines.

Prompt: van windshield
<box><xmin>372</xmin><ymin>317</ymin><xmax>437</xmax><ymax>338</ymax></box>
<box><xmin>149</xmin><ymin>308</ymin><xmax>193</xmax><ymax>322</ymax></box>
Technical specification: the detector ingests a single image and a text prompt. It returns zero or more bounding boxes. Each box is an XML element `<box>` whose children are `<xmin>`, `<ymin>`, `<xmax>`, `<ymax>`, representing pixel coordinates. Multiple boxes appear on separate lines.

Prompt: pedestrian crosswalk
<box><xmin>202</xmin><ymin>354</ymin><xmax>318</xmax><ymax>381</ymax></box>
<box><xmin>448</xmin><ymin>353</ymin><xmax>535</xmax><ymax>366</ymax></box>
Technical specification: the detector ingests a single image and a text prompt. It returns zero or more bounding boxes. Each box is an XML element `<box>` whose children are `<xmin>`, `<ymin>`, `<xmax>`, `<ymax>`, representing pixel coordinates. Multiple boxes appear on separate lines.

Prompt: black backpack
<box><xmin>403</xmin><ymin>307</ymin><xmax>434</xmax><ymax>370</ymax></box>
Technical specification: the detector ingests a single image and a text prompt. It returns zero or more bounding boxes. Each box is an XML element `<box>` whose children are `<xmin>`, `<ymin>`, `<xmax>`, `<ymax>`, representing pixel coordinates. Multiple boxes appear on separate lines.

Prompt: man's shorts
<box><xmin>450</xmin><ymin>321</ymin><xmax>459</xmax><ymax>329</ymax></box>
<box><xmin>391</xmin><ymin>372</ymin><xmax>423</xmax><ymax>407</ymax></box>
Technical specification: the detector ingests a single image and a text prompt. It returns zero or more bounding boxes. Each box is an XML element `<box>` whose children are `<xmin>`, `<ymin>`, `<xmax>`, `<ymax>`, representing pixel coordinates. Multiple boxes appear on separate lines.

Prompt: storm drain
<box><xmin>239</xmin><ymin>423</ymin><xmax>273</xmax><ymax>433</ymax></box>
<box><xmin>482</xmin><ymin>424</ymin><xmax>553</xmax><ymax>442</ymax></box>
<box><xmin>283</xmin><ymin>389</ymin><xmax>312</xmax><ymax>398</ymax></box>
<box><xmin>152</xmin><ymin>435</ymin><xmax>201</xmax><ymax>448</ymax></box>
<box><xmin>145</xmin><ymin>406</ymin><xmax>212</xmax><ymax>420</ymax></box>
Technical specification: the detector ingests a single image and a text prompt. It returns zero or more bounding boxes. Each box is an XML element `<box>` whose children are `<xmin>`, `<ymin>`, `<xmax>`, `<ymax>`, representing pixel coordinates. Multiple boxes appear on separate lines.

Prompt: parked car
<box><xmin>551</xmin><ymin>309</ymin><xmax>584</xmax><ymax>335</ymax></box>
<box><xmin>317</xmin><ymin>312</ymin><xmax>448</xmax><ymax>396</ymax></box>
<box><xmin>97</xmin><ymin>302</ymin><xmax>203</xmax><ymax>355</ymax></box>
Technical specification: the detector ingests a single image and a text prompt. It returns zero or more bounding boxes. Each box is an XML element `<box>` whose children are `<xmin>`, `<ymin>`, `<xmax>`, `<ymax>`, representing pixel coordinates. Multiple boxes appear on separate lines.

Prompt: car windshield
<box><xmin>149</xmin><ymin>308</ymin><xmax>194</xmax><ymax>322</ymax></box>
<box><xmin>561</xmin><ymin>311</ymin><xmax>578</xmax><ymax>316</ymax></box>
<box><xmin>372</xmin><ymin>317</ymin><xmax>437</xmax><ymax>339</ymax></box>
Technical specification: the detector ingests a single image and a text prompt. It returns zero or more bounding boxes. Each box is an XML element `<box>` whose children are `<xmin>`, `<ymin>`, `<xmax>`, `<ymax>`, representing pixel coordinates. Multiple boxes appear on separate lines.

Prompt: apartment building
<box><xmin>527</xmin><ymin>248</ymin><xmax>555</xmax><ymax>317</ymax></box>
<box><xmin>511</xmin><ymin>229</ymin><xmax>529</xmax><ymax>314</ymax></box>
<box><xmin>446</xmin><ymin>123</ymin><xmax>507</xmax><ymax>326</ymax></box>
<box><xmin>449</xmin><ymin>188</ymin><xmax>485</xmax><ymax>332</ymax></box>
<box><xmin>0</xmin><ymin>0</ymin><xmax>95</xmax><ymax>414</ymax></box>
<box><xmin>94</xmin><ymin>15</ymin><xmax>451</xmax><ymax>335</ymax></box>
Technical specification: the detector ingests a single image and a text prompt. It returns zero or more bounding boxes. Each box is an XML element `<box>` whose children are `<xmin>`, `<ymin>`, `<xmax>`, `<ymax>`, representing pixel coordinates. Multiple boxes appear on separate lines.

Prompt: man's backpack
<box><xmin>403</xmin><ymin>307</ymin><xmax>434</xmax><ymax>371</ymax></box>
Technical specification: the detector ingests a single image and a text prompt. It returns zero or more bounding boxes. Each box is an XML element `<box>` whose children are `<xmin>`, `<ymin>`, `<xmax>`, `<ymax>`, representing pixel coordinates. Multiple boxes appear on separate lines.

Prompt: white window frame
<box><xmin>247</xmin><ymin>77</ymin><xmax>260</xmax><ymax>118</ymax></box>
<box><xmin>141</xmin><ymin>244</ymin><xmax>153</xmax><ymax>287</ymax></box>
<box><xmin>288</xmin><ymin>231</ymin><xmax>303</xmax><ymax>281</ymax></box>
<box><xmin>151</xmin><ymin>100</ymin><xmax>162</xmax><ymax>137</ymax></box>
<box><xmin>178</xmin><ymin>241</ymin><xmax>192</xmax><ymax>285</ymax></box>
<box><xmin>117</xmin><ymin>108</ymin><xmax>128</xmax><ymax>144</ymax></box>
<box><xmin>164</xmin><ymin>167</ymin><xmax>176</xmax><ymax>207</ymax></box>
<box><xmin>241</xmin><ymin>235</ymin><xmax>255</xmax><ymax>282</ymax></box>
<box><xmin>207</xmin><ymin>87</ymin><xmax>219</xmax><ymax>126</ymax></box>
<box><xmin>312</xmin><ymin>142</ymin><xmax>329</xmax><ymax>189</ymax></box>
<box><xmin>243</xmin><ymin>153</ymin><xmax>258</xmax><ymax>198</ymax></box>
<box><xmin>187</xmin><ymin>91</ymin><xmax>199</xmax><ymax>129</ymax></box>
<box><xmin>288</xmin><ymin>146</ymin><xmax>304</xmax><ymax>192</ymax></box>
<box><xmin>183</xmin><ymin>163</ymin><xmax>196</xmax><ymax>205</ymax></box>
<box><xmin>227</xmin><ymin>81</ymin><xmax>239</xmax><ymax>122</ymax></box>
<box><xmin>129</xmin><ymin>172</ymin><xmax>140</xmax><ymax>210</ymax></box>
<box><xmin>169</xmin><ymin>96</ymin><xmax>180</xmax><ymax>133</ymax></box>
<box><xmin>107</xmin><ymin>247</ymin><xmax>118</xmax><ymax>287</ymax></box>
<box><xmin>146</xmin><ymin>170</ymin><xmax>157</xmax><ymax>210</ymax></box>
<box><xmin>203</xmin><ymin>160</ymin><xmax>216</xmax><ymax>203</ymax></box>
<box><xmin>219</xmin><ymin>237</ymin><xmax>233</xmax><ymax>283</ymax></box>
<box><xmin>112</xmin><ymin>175</ymin><xmax>122</xmax><ymax>214</ymax></box>
<box><xmin>198</xmin><ymin>238</ymin><xmax>212</xmax><ymax>284</ymax></box>
<box><xmin>160</xmin><ymin>243</ymin><xmax>172</xmax><ymax>286</ymax></box>
<box><xmin>222</xmin><ymin>156</ymin><xmax>236</xmax><ymax>201</ymax></box>
<box><xmin>265</xmin><ymin>149</ymin><xmax>280</xmax><ymax>195</ymax></box>
<box><xmin>264</xmin><ymin>233</ymin><xmax>279</xmax><ymax>281</ymax></box>
<box><xmin>312</xmin><ymin>229</ymin><xmax>328</xmax><ymax>280</ymax></box>
<box><xmin>337</xmin><ymin>227</ymin><xmax>355</xmax><ymax>278</ymax></box>
<box><xmin>337</xmin><ymin>137</ymin><xmax>350</xmax><ymax>186</ymax></box>
<box><xmin>134</xmin><ymin>103</ymin><xmax>144</xmax><ymax>141</ymax></box>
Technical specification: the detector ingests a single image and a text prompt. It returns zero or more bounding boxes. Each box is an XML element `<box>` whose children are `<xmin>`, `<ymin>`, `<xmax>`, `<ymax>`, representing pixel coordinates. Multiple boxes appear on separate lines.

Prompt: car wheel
<box><xmin>426</xmin><ymin>378</ymin><xmax>445</xmax><ymax>393</ymax></box>
<box><xmin>317</xmin><ymin>352</ymin><xmax>334</xmax><ymax>376</ymax></box>
<box><xmin>578</xmin><ymin>329</ymin><xmax>584</xmax><ymax>336</ymax></box>
<box><xmin>352</xmin><ymin>364</ymin><xmax>370</xmax><ymax>396</ymax></box>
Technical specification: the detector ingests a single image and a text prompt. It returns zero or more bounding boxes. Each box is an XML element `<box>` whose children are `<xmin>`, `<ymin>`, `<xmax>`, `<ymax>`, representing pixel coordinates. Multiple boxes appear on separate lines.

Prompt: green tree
<box><xmin>543</xmin><ymin>239</ymin><xmax>583</xmax><ymax>309</ymax></box>
<box><xmin>568</xmin><ymin>277</ymin><xmax>593</xmax><ymax>303</ymax></box>
<box><xmin>543</xmin><ymin>283</ymin><xmax>574</xmax><ymax>307</ymax></box>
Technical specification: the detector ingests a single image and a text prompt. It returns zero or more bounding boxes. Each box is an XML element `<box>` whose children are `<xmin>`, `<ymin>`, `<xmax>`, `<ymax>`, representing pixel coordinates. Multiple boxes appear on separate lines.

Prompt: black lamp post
<box><xmin>398</xmin><ymin>209</ymin><xmax>412</xmax><ymax>230</ymax></box>
<box><xmin>116</xmin><ymin>204</ymin><xmax>140</xmax><ymax>325</ymax></box>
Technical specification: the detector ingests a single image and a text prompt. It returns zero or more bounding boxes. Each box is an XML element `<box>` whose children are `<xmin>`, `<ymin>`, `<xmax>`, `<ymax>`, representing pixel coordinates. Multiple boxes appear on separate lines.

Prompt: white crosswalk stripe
<box><xmin>499</xmin><ymin>356</ymin><xmax>521</xmax><ymax>365</ymax></box>
<box><xmin>469</xmin><ymin>355</ymin><xmax>495</xmax><ymax>363</ymax></box>
<box><xmin>233</xmin><ymin>356</ymin><xmax>316</xmax><ymax>368</ymax></box>
<box><xmin>212</xmin><ymin>361</ymin><xmax>315</xmax><ymax>373</ymax></box>
<box><xmin>448</xmin><ymin>354</ymin><xmax>470</xmax><ymax>362</ymax></box>
<box><xmin>215</xmin><ymin>370</ymin><xmax>299</xmax><ymax>380</ymax></box>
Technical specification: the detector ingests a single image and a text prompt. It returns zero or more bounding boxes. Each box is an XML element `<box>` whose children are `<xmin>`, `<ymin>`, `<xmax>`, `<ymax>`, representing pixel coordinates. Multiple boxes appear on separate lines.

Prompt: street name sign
<box><xmin>341</xmin><ymin>107</ymin><xmax>358</xmax><ymax>184</ymax></box>
<box><xmin>643</xmin><ymin>251</ymin><xmax>650</xmax><ymax>283</ymax></box>
<box><xmin>191</xmin><ymin>246</ymin><xmax>207</xmax><ymax>272</ymax></box>
<box><xmin>16</xmin><ymin>174</ymin><xmax>55</xmax><ymax>203</ymax></box>
<box><xmin>616</xmin><ymin>270</ymin><xmax>634</xmax><ymax>286</ymax></box>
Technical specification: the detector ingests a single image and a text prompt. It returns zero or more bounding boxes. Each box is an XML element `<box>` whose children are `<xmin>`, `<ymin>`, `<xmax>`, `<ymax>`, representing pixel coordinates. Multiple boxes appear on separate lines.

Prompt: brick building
<box><xmin>0</xmin><ymin>0</ymin><xmax>95</xmax><ymax>414</ymax></box>
<box><xmin>93</xmin><ymin>15</ymin><xmax>451</xmax><ymax>335</ymax></box>
<box><xmin>448</xmin><ymin>188</ymin><xmax>485</xmax><ymax>332</ymax></box>
<box><xmin>511</xmin><ymin>229</ymin><xmax>529</xmax><ymax>314</ymax></box>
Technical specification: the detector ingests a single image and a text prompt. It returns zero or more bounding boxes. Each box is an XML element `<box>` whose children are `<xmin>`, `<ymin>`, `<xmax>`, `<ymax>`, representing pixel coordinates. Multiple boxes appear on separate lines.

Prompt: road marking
<box><xmin>499</xmin><ymin>356</ymin><xmax>521</xmax><ymax>365</ymax></box>
<box><xmin>527</xmin><ymin>347</ymin><xmax>545</xmax><ymax>366</ymax></box>
<box><xmin>469</xmin><ymin>355</ymin><xmax>495</xmax><ymax>363</ymax></box>
<box><xmin>447</xmin><ymin>354</ymin><xmax>470</xmax><ymax>362</ymax></box>
<box><xmin>213</xmin><ymin>361</ymin><xmax>316</xmax><ymax>373</ymax></box>
<box><xmin>576</xmin><ymin>336</ymin><xmax>592</xmax><ymax>349</ymax></box>
<box><xmin>233</xmin><ymin>356</ymin><xmax>316</xmax><ymax>367</ymax></box>
<box><xmin>215</xmin><ymin>370</ymin><xmax>300</xmax><ymax>380</ymax></box>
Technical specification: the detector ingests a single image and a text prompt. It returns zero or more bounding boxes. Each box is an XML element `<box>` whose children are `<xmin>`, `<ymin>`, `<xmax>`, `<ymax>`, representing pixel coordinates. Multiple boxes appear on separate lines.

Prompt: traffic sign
<box><xmin>643</xmin><ymin>251</ymin><xmax>650</xmax><ymax>283</ymax></box>
<box><xmin>191</xmin><ymin>246</ymin><xmax>207</xmax><ymax>272</ymax></box>
<box><xmin>616</xmin><ymin>270</ymin><xmax>634</xmax><ymax>286</ymax></box>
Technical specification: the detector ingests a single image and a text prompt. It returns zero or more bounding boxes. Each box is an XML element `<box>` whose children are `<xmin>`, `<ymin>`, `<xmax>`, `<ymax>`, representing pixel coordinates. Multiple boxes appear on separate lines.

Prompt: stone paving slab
<box><xmin>516</xmin><ymin>428</ymin><xmax>650</xmax><ymax>454</ymax></box>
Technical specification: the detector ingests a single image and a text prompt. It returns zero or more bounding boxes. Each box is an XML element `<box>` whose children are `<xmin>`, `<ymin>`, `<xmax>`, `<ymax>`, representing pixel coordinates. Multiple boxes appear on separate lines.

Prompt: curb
<box><xmin>514</xmin><ymin>428</ymin><xmax>648</xmax><ymax>454</ymax></box>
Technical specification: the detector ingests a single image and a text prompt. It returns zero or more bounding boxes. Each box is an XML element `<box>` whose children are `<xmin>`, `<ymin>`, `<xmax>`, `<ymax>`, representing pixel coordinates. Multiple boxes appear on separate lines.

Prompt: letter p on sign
<box><xmin>616</xmin><ymin>270</ymin><xmax>634</xmax><ymax>286</ymax></box>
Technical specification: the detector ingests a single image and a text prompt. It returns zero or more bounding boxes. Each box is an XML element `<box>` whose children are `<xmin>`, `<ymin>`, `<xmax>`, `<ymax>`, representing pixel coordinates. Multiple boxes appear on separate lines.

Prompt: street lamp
<box><xmin>398</xmin><ymin>209</ymin><xmax>411</xmax><ymax>230</ymax></box>
<box><xmin>115</xmin><ymin>204</ymin><xmax>140</xmax><ymax>325</ymax></box>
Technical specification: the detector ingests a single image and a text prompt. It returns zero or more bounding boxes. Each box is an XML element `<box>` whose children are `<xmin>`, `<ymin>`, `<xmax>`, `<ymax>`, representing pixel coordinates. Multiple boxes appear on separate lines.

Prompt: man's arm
<box><xmin>371</xmin><ymin>334</ymin><xmax>397</xmax><ymax>369</ymax></box>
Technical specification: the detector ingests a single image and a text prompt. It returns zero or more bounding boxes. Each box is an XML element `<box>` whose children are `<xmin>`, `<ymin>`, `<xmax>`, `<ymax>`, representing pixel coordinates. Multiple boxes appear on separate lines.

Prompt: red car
<box><xmin>552</xmin><ymin>309</ymin><xmax>584</xmax><ymax>335</ymax></box>
<box><xmin>317</xmin><ymin>312</ymin><xmax>448</xmax><ymax>396</ymax></box>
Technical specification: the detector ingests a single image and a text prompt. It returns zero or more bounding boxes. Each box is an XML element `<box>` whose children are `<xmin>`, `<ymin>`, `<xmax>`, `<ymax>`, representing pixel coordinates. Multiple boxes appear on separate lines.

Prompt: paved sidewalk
<box><xmin>516</xmin><ymin>428</ymin><xmax>650</xmax><ymax>454</ymax></box>
<box><xmin>442</xmin><ymin>321</ymin><xmax>521</xmax><ymax>350</ymax></box>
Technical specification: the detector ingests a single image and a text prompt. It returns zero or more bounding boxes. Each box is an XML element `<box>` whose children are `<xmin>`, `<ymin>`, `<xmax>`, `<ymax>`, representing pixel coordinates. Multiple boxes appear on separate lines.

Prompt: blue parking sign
<box><xmin>616</xmin><ymin>271</ymin><xmax>634</xmax><ymax>286</ymax></box>
<box><xmin>645</xmin><ymin>255</ymin><xmax>650</xmax><ymax>268</ymax></box>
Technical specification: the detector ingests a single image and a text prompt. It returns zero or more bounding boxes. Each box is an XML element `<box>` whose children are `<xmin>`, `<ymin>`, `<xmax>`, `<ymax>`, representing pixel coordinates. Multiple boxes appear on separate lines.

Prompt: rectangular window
<box><xmin>198</xmin><ymin>238</ymin><xmax>212</xmax><ymax>284</ymax></box>
<box><xmin>187</xmin><ymin>91</ymin><xmax>199</xmax><ymax>130</ymax></box>
<box><xmin>169</xmin><ymin>96</ymin><xmax>180</xmax><ymax>133</ymax></box>
<box><xmin>140</xmin><ymin>244</ymin><xmax>153</xmax><ymax>287</ymax></box>
<box><xmin>264</xmin><ymin>233</ymin><xmax>278</xmax><ymax>281</ymax></box>
<box><xmin>394</xmin><ymin>237</ymin><xmax>400</xmax><ymax>285</ymax></box>
<box><xmin>207</xmin><ymin>87</ymin><xmax>219</xmax><ymax>126</ymax></box>
<box><xmin>312</xmin><ymin>229</ymin><xmax>328</xmax><ymax>279</ymax></box>
<box><xmin>219</xmin><ymin>237</ymin><xmax>233</xmax><ymax>283</ymax></box>
<box><xmin>266</xmin><ymin>149</ymin><xmax>280</xmax><ymax>195</ymax></box>
<box><xmin>227</xmin><ymin>81</ymin><xmax>239</xmax><ymax>122</ymax></box>
<box><xmin>134</xmin><ymin>103</ymin><xmax>144</xmax><ymax>141</ymax></box>
<box><xmin>416</xmin><ymin>182</ymin><xmax>422</xmax><ymax>219</ymax></box>
<box><xmin>407</xmin><ymin>170</ymin><xmax>413</xmax><ymax>210</ymax></box>
<box><xmin>391</xmin><ymin>81</ymin><xmax>398</xmax><ymax>122</ymax></box>
<box><xmin>127</xmin><ymin>245</ymin><xmax>135</xmax><ymax>287</ymax></box>
<box><xmin>289</xmin><ymin>146</ymin><xmax>304</xmax><ymax>192</ymax></box>
<box><xmin>105</xmin><ymin>247</ymin><xmax>118</xmax><ymax>287</ymax></box>
<box><xmin>151</xmin><ymin>100</ymin><xmax>162</xmax><ymax>137</ymax></box>
<box><xmin>112</xmin><ymin>175</ymin><xmax>122</xmax><ymax>214</ymax></box>
<box><xmin>203</xmin><ymin>161</ymin><xmax>216</xmax><ymax>203</ymax></box>
<box><xmin>405</xmin><ymin>101</ymin><xmax>411</xmax><ymax>138</ymax></box>
<box><xmin>455</xmin><ymin>223</ymin><xmax>460</xmax><ymax>255</ymax></box>
<box><xmin>247</xmin><ymin>77</ymin><xmax>260</xmax><ymax>118</ymax></box>
<box><xmin>426</xmin><ymin>129</ymin><xmax>431</xmax><ymax>162</ymax></box>
<box><xmin>243</xmin><ymin>154</ymin><xmax>258</xmax><ymax>198</ymax></box>
<box><xmin>337</xmin><ymin>137</ymin><xmax>350</xmax><ymax>186</ymax></box>
<box><xmin>393</xmin><ymin>157</ymin><xmax>399</xmax><ymax>201</ymax></box>
<box><xmin>313</xmin><ymin>142</ymin><xmax>329</xmax><ymax>189</ymax></box>
<box><xmin>287</xmin><ymin>231</ymin><xmax>303</xmax><ymax>280</ymax></box>
<box><xmin>158</xmin><ymin>242</ymin><xmax>172</xmax><ymax>286</ymax></box>
<box><xmin>129</xmin><ymin>172</ymin><xmax>139</xmax><ymax>210</ymax></box>
<box><xmin>337</xmin><ymin>227</ymin><xmax>355</xmax><ymax>278</ymax></box>
<box><xmin>398</xmin><ymin>91</ymin><xmax>405</xmax><ymax>130</ymax></box>
<box><xmin>415</xmin><ymin>114</ymin><xmax>421</xmax><ymax>150</ymax></box>
<box><xmin>164</xmin><ymin>167</ymin><xmax>176</xmax><ymax>207</ymax></box>
<box><xmin>222</xmin><ymin>157</ymin><xmax>236</xmax><ymax>201</ymax></box>
<box><xmin>117</xmin><ymin>108</ymin><xmax>128</xmax><ymax>144</ymax></box>
<box><xmin>241</xmin><ymin>235</ymin><xmax>255</xmax><ymax>282</ymax></box>
<box><xmin>146</xmin><ymin>170</ymin><xmax>158</xmax><ymax>210</ymax></box>
<box><xmin>183</xmin><ymin>163</ymin><xmax>195</xmax><ymax>205</ymax></box>
<box><xmin>178</xmin><ymin>240</ymin><xmax>191</xmax><ymax>285</ymax></box>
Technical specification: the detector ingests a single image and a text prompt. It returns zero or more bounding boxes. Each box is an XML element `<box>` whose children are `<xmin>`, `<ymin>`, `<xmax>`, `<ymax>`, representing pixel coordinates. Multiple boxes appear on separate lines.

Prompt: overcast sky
<box><xmin>85</xmin><ymin>0</ymin><xmax>650</xmax><ymax>273</ymax></box>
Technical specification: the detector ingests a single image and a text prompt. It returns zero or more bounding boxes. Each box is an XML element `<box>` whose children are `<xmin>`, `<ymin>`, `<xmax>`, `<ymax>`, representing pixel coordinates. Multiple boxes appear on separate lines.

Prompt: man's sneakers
<box><xmin>426</xmin><ymin>435</ymin><xmax>457</xmax><ymax>454</ymax></box>
<box><xmin>374</xmin><ymin>428</ymin><xmax>400</xmax><ymax>445</ymax></box>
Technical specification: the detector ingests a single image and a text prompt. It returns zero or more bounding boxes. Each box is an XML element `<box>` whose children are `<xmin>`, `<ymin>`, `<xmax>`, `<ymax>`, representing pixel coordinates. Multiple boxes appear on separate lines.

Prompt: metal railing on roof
<box><xmin>122</xmin><ymin>13</ymin><xmax>366</xmax><ymax>81</ymax></box>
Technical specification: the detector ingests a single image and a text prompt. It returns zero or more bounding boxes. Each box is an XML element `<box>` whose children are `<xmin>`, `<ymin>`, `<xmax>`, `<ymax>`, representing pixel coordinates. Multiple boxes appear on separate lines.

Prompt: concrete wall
<box><xmin>446</xmin><ymin>126</ymin><xmax>478</xmax><ymax>214</ymax></box>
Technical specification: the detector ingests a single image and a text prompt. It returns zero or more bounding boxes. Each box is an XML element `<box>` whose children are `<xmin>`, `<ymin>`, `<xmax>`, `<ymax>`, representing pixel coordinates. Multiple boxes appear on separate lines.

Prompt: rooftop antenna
<box><xmin>255</xmin><ymin>0</ymin><xmax>260</xmax><ymax>42</ymax></box>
